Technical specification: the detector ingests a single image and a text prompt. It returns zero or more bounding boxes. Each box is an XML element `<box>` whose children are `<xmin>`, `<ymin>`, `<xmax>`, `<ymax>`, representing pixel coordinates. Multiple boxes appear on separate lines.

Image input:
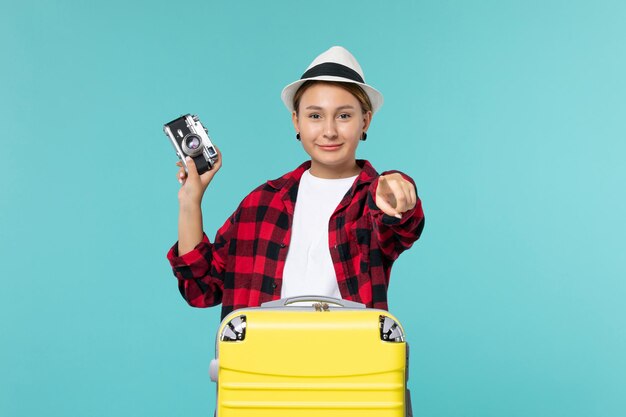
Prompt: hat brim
<box><xmin>281</xmin><ymin>75</ymin><xmax>384</xmax><ymax>114</ymax></box>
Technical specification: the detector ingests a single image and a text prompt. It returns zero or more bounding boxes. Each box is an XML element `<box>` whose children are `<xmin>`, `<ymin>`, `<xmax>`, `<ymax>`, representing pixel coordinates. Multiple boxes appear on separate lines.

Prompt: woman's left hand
<box><xmin>375</xmin><ymin>173</ymin><xmax>417</xmax><ymax>219</ymax></box>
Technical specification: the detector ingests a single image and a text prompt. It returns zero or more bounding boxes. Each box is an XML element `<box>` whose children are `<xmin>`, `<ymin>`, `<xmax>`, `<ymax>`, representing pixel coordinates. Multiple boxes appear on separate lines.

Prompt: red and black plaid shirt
<box><xmin>167</xmin><ymin>160</ymin><xmax>425</xmax><ymax>320</ymax></box>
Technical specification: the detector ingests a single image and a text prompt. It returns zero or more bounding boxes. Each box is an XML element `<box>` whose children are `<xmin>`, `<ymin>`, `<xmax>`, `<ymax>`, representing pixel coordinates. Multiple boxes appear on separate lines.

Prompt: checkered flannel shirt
<box><xmin>167</xmin><ymin>160</ymin><xmax>425</xmax><ymax>320</ymax></box>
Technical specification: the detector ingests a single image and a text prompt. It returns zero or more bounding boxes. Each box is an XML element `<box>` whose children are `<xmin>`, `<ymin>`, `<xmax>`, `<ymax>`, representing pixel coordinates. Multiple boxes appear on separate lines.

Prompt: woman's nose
<box><xmin>324</xmin><ymin>120</ymin><xmax>338</xmax><ymax>139</ymax></box>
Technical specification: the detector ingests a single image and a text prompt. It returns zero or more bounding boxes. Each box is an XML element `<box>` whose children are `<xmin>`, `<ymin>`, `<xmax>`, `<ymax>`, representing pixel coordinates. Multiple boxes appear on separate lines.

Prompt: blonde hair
<box><xmin>293</xmin><ymin>81</ymin><xmax>373</xmax><ymax>115</ymax></box>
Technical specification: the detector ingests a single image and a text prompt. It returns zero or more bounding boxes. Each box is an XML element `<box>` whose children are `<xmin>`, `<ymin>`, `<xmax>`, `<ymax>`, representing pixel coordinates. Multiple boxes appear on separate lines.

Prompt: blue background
<box><xmin>1</xmin><ymin>1</ymin><xmax>625</xmax><ymax>416</ymax></box>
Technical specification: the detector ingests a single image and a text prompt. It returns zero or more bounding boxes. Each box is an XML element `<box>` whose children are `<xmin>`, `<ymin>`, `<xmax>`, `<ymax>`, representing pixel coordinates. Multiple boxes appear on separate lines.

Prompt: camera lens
<box><xmin>182</xmin><ymin>134</ymin><xmax>203</xmax><ymax>156</ymax></box>
<box><xmin>185</xmin><ymin>135</ymin><xmax>201</xmax><ymax>149</ymax></box>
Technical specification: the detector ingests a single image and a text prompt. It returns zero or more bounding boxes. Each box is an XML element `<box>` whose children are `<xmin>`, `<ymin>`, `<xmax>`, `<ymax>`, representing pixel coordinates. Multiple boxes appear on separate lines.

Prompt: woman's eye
<box><xmin>338</xmin><ymin>113</ymin><xmax>351</xmax><ymax>119</ymax></box>
<box><xmin>308</xmin><ymin>114</ymin><xmax>321</xmax><ymax>119</ymax></box>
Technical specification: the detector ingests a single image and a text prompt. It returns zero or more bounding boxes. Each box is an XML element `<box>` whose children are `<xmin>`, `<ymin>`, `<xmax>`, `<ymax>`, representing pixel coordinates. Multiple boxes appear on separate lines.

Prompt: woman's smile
<box><xmin>317</xmin><ymin>143</ymin><xmax>343</xmax><ymax>151</ymax></box>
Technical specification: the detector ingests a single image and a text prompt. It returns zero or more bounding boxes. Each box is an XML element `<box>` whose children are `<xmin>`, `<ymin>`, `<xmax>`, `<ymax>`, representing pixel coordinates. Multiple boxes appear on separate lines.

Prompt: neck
<box><xmin>309</xmin><ymin>161</ymin><xmax>361</xmax><ymax>179</ymax></box>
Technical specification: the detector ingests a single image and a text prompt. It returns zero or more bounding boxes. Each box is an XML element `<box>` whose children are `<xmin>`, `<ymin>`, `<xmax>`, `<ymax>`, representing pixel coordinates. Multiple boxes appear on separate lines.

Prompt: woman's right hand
<box><xmin>176</xmin><ymin>146</ymin><xmax>222</xmax><ymax>206</ymax></box>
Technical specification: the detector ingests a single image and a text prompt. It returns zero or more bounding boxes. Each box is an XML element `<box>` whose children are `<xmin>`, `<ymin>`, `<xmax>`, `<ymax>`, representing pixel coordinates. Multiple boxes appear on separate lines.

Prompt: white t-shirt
<box><xmin>281</xmin><ymin>169</ymin><xmax>358</xmax><ymax>300</ymax></box>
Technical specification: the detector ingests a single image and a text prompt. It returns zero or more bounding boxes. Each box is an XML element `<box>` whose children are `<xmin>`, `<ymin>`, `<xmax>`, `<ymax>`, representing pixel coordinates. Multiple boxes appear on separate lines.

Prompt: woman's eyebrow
<box><xmin>304</xmin><ymin>105</ymin><xmax>356</xmax><ymax>110</ymax></box>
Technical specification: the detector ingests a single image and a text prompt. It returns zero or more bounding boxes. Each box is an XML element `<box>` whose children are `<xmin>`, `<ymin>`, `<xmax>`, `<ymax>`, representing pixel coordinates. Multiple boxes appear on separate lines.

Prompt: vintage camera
<box><xmin>163</xmin><ymin>114</ymin><xmax>218</xmax><ymax>175</ymax></box>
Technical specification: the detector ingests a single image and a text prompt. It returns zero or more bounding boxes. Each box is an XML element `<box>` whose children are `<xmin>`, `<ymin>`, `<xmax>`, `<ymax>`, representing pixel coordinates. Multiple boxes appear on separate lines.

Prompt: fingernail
<box><xmin>394</xmin><ymin>214</ymin><xmax>402</xmax><ymax>219</ymax></box>
<box><xmin>178</xmin><ymin>179</ymin><xmax>183</xmax><ymax>184</ymax></box>
<box><xmin>185</xmin><ymin>156</ymin><xmax>191</xmax><ymax>161</ymax></box>
<box><xmin>179</xmin><ymin>172</ymin><xmax>184</xmax><ymax>178</ymax></box>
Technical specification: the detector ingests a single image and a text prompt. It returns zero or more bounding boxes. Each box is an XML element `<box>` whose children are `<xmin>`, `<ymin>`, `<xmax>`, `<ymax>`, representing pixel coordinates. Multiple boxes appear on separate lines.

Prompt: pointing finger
<box><xmin>386</xmin><ymin>178</ymin><xmax>407</xmax><ymax>212</ymax></box>
<box><xmin>376</xmin><ymin>176</ymin><xmax>401</xmax><ymax>218</ymax></box>
<box><xmin>376</xmin><ymin>194</ymin><xmax>401</xmax><ymax>218</ymax></box>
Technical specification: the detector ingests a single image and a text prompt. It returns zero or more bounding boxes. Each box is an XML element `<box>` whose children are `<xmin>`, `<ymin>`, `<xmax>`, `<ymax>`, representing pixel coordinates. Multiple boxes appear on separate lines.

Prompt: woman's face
<box><xmin>292</xmin><ymin>83</ymin><xmax>372</xmax><ymax>179</ymax></box>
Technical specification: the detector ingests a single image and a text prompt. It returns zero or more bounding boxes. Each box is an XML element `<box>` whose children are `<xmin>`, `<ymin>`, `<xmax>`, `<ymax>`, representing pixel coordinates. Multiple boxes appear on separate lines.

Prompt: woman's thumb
<box><xmin>185</xmin><ymin>156</ymin><xmax>198</xmax><ymax>177</ymax></box>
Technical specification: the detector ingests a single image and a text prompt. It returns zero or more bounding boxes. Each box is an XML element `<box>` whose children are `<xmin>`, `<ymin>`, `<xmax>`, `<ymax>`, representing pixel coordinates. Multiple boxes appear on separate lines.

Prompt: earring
<box><xmin>296</xmin><ymin>133</ymin><xmax>301</xmax><ymax>141</ymax></box>
<box><xmin>361</xmin><ymin>132</ymin><xmax>367</xmax><ymax>141</ymax></box>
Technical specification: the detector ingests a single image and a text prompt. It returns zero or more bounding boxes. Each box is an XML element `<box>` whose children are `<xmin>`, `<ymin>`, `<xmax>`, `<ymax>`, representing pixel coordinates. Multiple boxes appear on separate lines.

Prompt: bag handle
<box><xmin>261</xmin><ymin>296</ymin><xmax>366</xmax><ymax>309</ymax></box>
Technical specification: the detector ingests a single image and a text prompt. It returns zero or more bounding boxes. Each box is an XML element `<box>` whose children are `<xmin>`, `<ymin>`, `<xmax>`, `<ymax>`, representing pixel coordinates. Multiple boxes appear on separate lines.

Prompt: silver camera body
<box><xmin>163</xmin><ymin>114</ymin><xmax>218</xmax><ymax>175</ymax></box>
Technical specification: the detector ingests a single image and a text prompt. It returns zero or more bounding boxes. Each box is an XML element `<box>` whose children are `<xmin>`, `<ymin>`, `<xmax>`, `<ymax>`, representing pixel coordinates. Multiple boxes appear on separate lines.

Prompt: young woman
<box><xmin>167</xmin><ymin>46</ymin><xmax>425</xmax><ymax>320</ymax></box>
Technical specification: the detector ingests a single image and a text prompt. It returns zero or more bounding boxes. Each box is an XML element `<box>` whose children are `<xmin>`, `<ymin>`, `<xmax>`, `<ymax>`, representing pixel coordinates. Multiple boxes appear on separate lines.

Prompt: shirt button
<box><xmin>271</xmin><ymin>282</ymin><xmax>277</xmax><ymax>289</ymax></box>
<box><xmin>280</xmin><ymin>243</ymin><xmax>286</xmax><ymax>248</ymax></box>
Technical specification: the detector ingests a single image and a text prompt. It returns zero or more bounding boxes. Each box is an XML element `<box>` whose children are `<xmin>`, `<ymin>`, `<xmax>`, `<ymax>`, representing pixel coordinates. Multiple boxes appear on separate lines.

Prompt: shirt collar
<box><xmin>267</xmin><ymin>160</ymin><xmax>379</xmax><ymax>190</ymax></box>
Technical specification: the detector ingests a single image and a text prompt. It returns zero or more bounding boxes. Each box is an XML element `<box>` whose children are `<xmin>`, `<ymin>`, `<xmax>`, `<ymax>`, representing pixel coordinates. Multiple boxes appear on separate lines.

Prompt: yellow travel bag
<box><xmin>209</xmin><ymin>296</ymin><xmax>412</xmax><ymax>416</ymax></box>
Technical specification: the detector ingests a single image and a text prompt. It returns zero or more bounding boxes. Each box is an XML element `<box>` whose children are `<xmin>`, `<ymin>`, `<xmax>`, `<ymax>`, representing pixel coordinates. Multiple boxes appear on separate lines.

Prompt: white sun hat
<box><xmin>280</xmin><ymin>46</ymin><xmax>384</xmax><ymax>114</ymax></box>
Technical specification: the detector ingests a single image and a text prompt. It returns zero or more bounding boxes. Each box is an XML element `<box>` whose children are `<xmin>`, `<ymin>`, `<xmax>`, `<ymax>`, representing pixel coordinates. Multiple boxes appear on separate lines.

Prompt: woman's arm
<box><xmin>176</xmin><ymin>149</ymin><xmax>222</xmax><ymax>255</ymax></box>
<box><xmin>168</xmin><ymin>148</ymin><xmax>227</xmax><ymax>308</ymax></box>
<box><xmin>178</xmin><ymin>200</ymin><xmax>205</xmax><ymax>255</ymax></box>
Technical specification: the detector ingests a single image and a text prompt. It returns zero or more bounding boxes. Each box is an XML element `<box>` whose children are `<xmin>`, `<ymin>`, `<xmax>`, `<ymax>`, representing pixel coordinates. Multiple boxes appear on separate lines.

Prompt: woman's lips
<box><xmin>317</xmin><ymin>143</ymin><xmax>343</xmax><ymax>151</ymax></box>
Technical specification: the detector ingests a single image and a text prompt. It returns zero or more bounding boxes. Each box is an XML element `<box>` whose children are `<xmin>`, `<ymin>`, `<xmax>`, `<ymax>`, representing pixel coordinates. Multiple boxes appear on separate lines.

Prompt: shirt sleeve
<box><xmin>166</xmin><ymin>212</ymin><xmax>236</xmax><ymax>308</ymax></box>
<box><xmin>367</xmin><ymin>170</ymin><xmax>425</xmax><ymax>262</ymax></box>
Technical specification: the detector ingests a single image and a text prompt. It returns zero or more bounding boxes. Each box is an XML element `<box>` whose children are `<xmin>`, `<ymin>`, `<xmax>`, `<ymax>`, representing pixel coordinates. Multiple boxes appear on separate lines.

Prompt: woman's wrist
<box><xmin>178</xmin><ymin>195</ymin><xmax>202</xmax><ymax>211</ymax></box>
